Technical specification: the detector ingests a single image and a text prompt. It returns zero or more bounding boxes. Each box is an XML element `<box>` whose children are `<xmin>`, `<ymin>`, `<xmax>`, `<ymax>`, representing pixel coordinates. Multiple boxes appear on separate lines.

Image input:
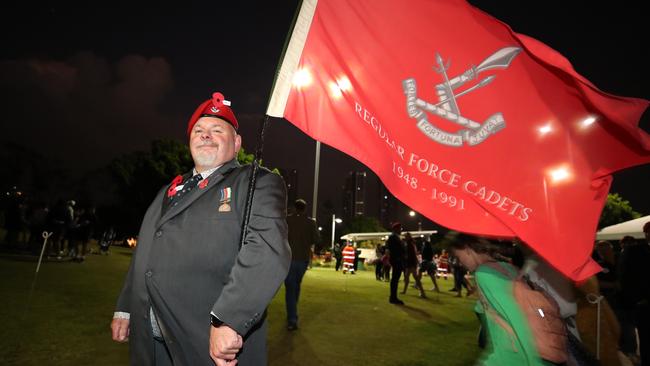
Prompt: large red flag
<box><xmin>267</xmin><ymin>0</ymin><xmax>649</xmax><ymax>281</ymax></box>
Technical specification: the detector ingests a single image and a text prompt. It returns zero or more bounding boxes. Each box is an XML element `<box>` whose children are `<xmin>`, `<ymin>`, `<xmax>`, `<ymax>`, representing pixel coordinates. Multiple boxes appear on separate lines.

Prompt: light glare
<box><xmin>549</xmin><ymin>167</ymin><xmax>571</xmax><ymax>183</ymax></box>
<box><xmin>336</xmin><ymin>76</ymin><xmax>352</xmax><ymax>91</ymax></box>
<box><xmin>329</xmin><ymin>82</ymin><xmax>343</xmax><ymax>98</ymax></box>
<box><xmin>538</xmin><ymin>124</ymin><xmax>552</xmax><ymax>135</ymax></box>
<box><xmin>292</xmin><ymin>68</ymin><xmax>312</xmax><ymax>88</ymax></box>
<box><xmin>581</xmin><ymin>116</ymin><xmax>597</xmax><ymax>128</ymax></box>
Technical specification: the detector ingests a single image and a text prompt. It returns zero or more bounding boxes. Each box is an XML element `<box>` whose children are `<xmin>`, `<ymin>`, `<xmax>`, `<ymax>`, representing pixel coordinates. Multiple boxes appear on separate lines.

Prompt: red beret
<box><xmin>187</xmin><ymin>92</ymin><xmax>239</xmax><ymax>136</ymax></box>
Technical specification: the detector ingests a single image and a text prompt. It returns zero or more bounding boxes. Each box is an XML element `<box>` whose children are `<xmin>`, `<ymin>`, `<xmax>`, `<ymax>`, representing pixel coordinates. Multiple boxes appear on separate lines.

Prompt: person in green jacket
<box><xmin>449</xmin><ymin>234</ymin><xmax>552</xmax><ymax>366</ymax></box>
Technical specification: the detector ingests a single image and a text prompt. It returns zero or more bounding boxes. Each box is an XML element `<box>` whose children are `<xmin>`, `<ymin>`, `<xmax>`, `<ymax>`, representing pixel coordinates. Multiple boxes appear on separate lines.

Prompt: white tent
<box><xmin>596</xmin><ymin>215</ymin><xmax>650</xmax><ymax>241</ymax></box>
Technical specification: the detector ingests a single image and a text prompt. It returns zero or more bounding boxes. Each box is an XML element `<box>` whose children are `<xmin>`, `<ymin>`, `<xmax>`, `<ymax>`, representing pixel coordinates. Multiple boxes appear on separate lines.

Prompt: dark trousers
<box><xmin>335</xmin><ymin>257</ymin><xmax>342</xmax><ymax>271</ymax></box>
<box><xmin>619</xmin><ymin>305</ymin><xmax>638</xmax><ymax>354</ymax></box>
<box><xmin>390</xmin><ymin>263</ymin><xmax>403</xmax><ymax>300</ymax></box>
<box><xmin>375</xmin><ymin>261</ymin><xmax>383</xmax><ymax>279</ymax></box>
<box><xmin>284</xmin><ymin>260</ymin><xmax>309</xmax><ymax>326</ymax></box>
<box><xmin>453</xmin><ymin>266</ymin><xmax>466</xmax><ymax>290</ymax></box>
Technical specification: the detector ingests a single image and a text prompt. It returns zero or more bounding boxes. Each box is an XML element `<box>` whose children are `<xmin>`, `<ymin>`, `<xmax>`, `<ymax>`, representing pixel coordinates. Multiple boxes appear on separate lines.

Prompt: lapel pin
<box><xmin>167</xmin><ymin>175</ymin><xmax>183</xmax><ymax>197</ymax></box>
<box><xmin>199</xmin><ymin>178</ymin><xmax>209</xmax><ymax>189</ymax></box>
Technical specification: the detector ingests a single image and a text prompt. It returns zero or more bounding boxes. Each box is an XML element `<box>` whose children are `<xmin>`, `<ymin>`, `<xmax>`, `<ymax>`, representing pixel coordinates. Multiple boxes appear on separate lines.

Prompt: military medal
<box><xmin>218</xmin><ymin>187</ymin><xmax>232</xmax><ymax>212</ymax></box>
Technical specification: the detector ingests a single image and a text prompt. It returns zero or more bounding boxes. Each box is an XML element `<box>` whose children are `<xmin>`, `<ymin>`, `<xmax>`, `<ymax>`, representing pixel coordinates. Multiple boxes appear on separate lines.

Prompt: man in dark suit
<box><xmin>386</xmin><ymin>222</ymin><xmax>405</xmax><ymax>305</ymax></box>
<box><xmin>111</xmin><ymin>92</ymin><xmax>291</xmax><ymax>366</ymax></box>
<box><xmin>284</xmin><ymin>198</ymin><xmax>319</xmax><ymax>331</ymax></box>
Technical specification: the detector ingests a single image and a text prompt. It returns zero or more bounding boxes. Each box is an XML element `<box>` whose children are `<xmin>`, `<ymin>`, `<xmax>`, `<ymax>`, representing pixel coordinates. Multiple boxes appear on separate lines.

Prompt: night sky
<box><xmin>1</xmin><ymin>1</ymin><xmax>648</xmax><ymax>229</ymax></box>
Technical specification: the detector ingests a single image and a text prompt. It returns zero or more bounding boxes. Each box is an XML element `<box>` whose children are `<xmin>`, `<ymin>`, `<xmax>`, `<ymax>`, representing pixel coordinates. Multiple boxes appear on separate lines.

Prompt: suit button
<box><xmin>155</xmin><ymin>230</ymin><xmax>163</xmax><ymax>237</ymax></box>
<box><xmin>145</xmin><ymin>270</ymin><xmax>153</xmax><ymax>277</ymax></box>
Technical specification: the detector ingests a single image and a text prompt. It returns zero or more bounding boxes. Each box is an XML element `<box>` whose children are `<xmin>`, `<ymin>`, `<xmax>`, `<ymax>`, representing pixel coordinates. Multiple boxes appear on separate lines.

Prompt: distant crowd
<box><xmin>1</xmin><ymin>197</ymin><xmax>118</xmax><ymax>261</ymax></box>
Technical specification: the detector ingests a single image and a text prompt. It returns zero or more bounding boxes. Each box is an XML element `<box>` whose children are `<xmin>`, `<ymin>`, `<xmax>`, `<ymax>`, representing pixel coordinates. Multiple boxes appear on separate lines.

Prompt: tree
<box><xmin>341</xmin><ymin>216</ymin><xmax>386</xmax><ymax>235</ymax></box>
<box><xmin>598</xmin><ymin>193</ymin><xmax>641</xmax><ymax>229</ymax></box>
<box><xmin>109</xmin><ymin>140</ymin><xmax>189</xmax><ymax>233</ymax></box>
<box><xmin>237</xmin><ymin>148</ymin><xmax>255</xmax><ymax>165</ymax></box>
<box><xmin>109</xmin><ymin>139</ymin><xmax>261</xmax><ymax>233</ymax></box>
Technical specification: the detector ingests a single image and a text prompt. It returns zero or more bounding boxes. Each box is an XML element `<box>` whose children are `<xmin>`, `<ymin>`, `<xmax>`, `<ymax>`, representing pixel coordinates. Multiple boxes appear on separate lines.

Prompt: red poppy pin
<box><xmin>167</xmin><ymin>175</ymin><xmax>183</xmax><ymax>197</ymax></box>
<box><xmin>199</xmin><ymin>178</ymin><xmax>209</xmax><ymax>189</ymax></box>
<box><xmin>212</xmin><ymin>92</ymin><xmax>225</xmax><ymax>108</ymax></box>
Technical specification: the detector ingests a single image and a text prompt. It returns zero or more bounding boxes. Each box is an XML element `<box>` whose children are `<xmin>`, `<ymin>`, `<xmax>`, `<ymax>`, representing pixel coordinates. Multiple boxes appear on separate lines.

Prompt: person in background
<box><xmin>438</xmin><ymin>249</ymin><xmax>449</xmax><ymax>280</ymax></box>
<box><xmin>450</xmin><ymin>253</ymin><xmax>474</xmax><ymax>297</ymax></box>
<box><xmin>419</xmin><ymin>239</ymin><xmax>439</xmax><ymax>292</ymax></box>
<box><xmin>284</xmin><ymin>198</ymin><xmax>320</xmax><ymax>331</ymax></box>
<box><xmin>74</xmin><ymin>206</ymin><xmax>97</xmax><ymax>262</ymax></box>
<box><xmin>342</xmin><ymin>241</ymin><xmax>356</xmax><ymax>274</ymax></box>
<box><xmin>381</xmin><ymin>247</ymin><xmax>391</xmax><ymax>282</ymax></box>
<box><xmin>334</xmin><ymin>243</ymin><xmax>343</xmax><ymax>271</ymax></box>
<box><xmin>402</xmin><ymin>232</ymin><xmax>426</xmax><ymax>298</ymax></box>
<box><xmin>617</xmin><ymin>224</ymin><xmax>650</xmax><ymax>366</ymax></box>
<box><xmin>386</xmin><ymin>222</ymin><xmax>405</xmax><ymax>305</ymax></box>
<box><xmin>374</xmin><ymin>243</ymin><xmax>384</xmax><ymax>280</ymax></box>
<box><xmin>593</xmin><ymin>240</ymin><xmax>619</xmax><ymax>308</ymax></box>
<box><xmin>449</xmin><ymin>233</ymin><xmax>552</xmax><ymax>365</ymax></box>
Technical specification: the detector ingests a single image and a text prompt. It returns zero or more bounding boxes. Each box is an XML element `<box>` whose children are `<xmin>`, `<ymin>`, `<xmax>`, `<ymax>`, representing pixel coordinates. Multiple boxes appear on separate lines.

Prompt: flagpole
<box><xmin>311</xmin><ymin>141</ymin><xmax>320</xmax><ymax>219</ymax></box>
<box><xmin>239</xmin><ymin>115</ymin><xmax>270</xmax><ymax>250</ymax></box>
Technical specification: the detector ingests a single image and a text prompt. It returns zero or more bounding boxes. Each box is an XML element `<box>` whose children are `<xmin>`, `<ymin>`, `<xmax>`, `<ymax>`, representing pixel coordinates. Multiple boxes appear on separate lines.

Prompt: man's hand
<box><xmin>111</xmin><ymin>318</ymin><xmax>130</xmax><ymax>342</ymax></box>
<box><xmin>209</xmin><ymin>324</ymin><xmax>243</xmax><ymax>366</ymax></box>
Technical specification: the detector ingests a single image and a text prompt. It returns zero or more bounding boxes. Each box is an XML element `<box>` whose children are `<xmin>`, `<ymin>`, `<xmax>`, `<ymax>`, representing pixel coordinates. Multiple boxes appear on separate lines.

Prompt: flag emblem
<box><xmin>403</xmin><ymin>47</ymin><xmax>521</xmax><ymax>146</ymax></box>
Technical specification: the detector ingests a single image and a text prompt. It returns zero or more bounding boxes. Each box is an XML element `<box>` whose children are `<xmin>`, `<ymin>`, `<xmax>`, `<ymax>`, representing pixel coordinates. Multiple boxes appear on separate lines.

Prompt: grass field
<box><xmin>0</xmin><ymin>246</ymin><xmax>482</xmax><ymax>365</ymax></box>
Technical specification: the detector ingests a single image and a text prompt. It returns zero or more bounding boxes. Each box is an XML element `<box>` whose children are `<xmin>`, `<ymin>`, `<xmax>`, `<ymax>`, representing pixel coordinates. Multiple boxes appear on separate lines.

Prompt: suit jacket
<box><xmin>385</xmin><ymin>233</ymin><xmax>404</xmax><ymax>267</ymax></box>
<box><xmin>115</xmin><ymin>159</ymin><xmax>291</xmax><ymax>365</ymax></box>
<box><xmin>286</xmin><ymin>213</ymin><xmax>319</xmax><ymax>261</ymax></box>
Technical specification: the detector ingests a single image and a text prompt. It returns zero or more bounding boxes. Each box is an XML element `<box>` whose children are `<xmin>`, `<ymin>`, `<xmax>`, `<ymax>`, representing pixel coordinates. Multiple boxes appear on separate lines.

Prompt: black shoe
<box><xmin>389</xmin><ymin>298</ymin><xmax>404</xmax><ymax>305</ymax></box>
<box><xmin>287</xmin><ymin>323</ymin><xmax>298</xmax><ymax>331</ymax></box>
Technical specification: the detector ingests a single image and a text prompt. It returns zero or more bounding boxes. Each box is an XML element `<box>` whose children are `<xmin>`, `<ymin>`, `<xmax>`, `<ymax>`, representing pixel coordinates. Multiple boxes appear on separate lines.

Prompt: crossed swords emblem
<box><xmin>403</xmin><ymin>47</ymin><xmax>521</xmax><ymax>146</ymax></box>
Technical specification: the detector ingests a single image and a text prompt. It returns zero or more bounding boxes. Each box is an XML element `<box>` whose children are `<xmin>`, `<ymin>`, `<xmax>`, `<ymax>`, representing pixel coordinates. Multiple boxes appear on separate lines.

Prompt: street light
<box><xmin>409</xmin><ymin>210</ymin><xmax>422</xmax><ymax>231</ymax></box>
<box><xmin>331</xmin><ymin>214</ymin><xmax>343</xmax><ymax>249</ymax></box>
